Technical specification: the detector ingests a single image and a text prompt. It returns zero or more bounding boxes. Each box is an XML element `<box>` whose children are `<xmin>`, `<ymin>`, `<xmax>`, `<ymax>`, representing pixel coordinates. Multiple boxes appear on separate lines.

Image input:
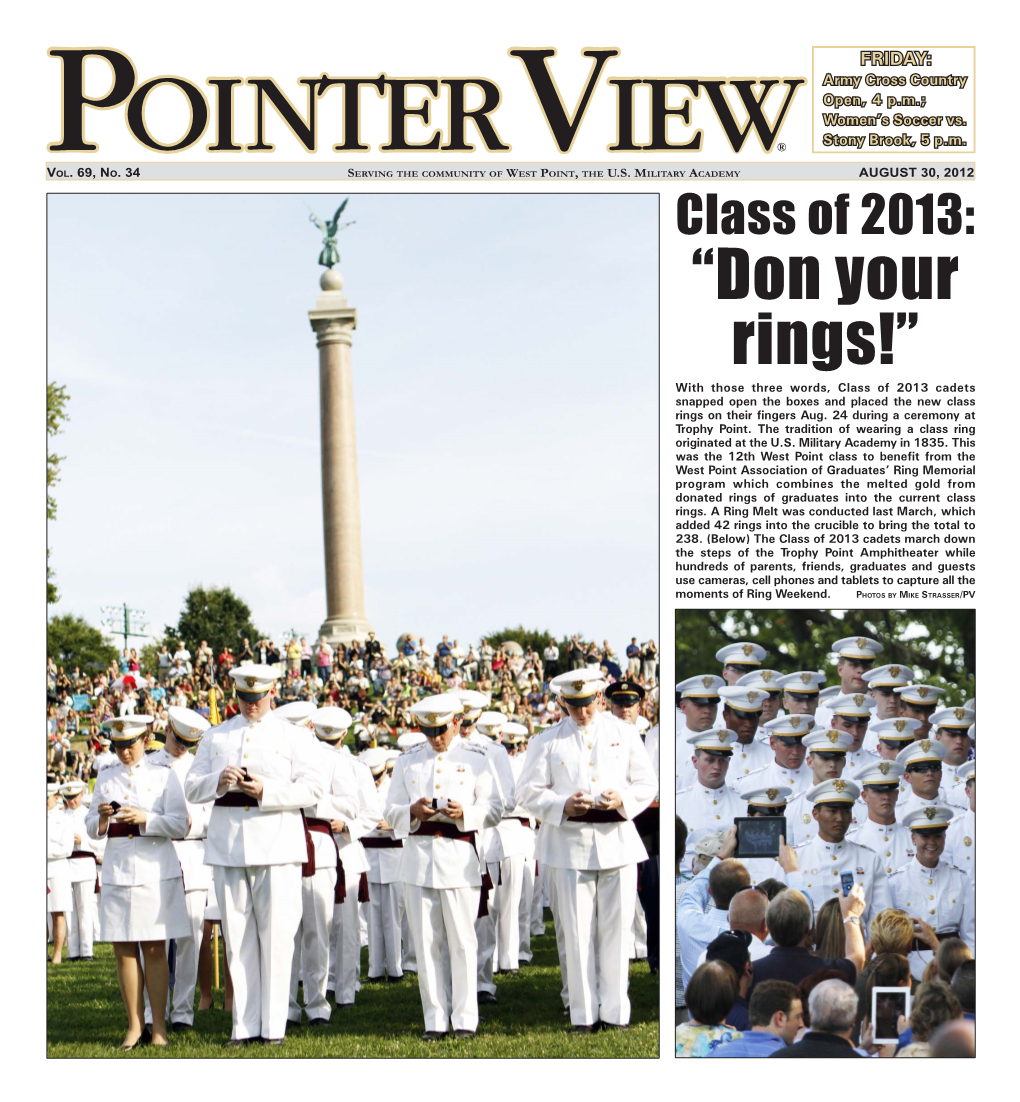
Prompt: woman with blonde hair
<box><xmin>814</xmin><ymin>897</ymin><xmax>846</xmax><ymax>960</ymax></box>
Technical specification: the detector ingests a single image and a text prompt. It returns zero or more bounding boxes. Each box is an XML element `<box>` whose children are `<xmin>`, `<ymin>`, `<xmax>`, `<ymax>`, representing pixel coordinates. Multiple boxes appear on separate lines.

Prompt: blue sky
<box><xmin>47</xmin><ymin>192</ymin><xmax>658</xmax><ymax>655</ymax></box>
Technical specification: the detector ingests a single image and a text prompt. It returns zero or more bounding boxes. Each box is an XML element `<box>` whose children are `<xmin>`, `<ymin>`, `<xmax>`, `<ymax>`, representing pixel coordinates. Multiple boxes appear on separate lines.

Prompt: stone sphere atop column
<box><xmin>320</xmin><ymin>268</ymin><xmax>344</xmax><ymax>292</ymax></box>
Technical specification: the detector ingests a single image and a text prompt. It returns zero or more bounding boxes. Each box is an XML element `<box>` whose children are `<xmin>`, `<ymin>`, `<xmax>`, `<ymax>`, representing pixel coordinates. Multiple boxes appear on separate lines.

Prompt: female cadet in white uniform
<box><xmin>59</xmin><ymin>780</ymin><xmax>101</xmax><ymax>962</ymax></box>
<box><xmin>86</xmin><ymin>714</ymin><xmax>189</xmax><ymax>1049</ymax></box>
<box><xmin>517</xmin><ymin>669</ymin><xmax>657</xmax><ymax>1032</ymax></box>
<box><xmin>47</xmin><ymin>783</ymin><xmax>73</xmax><ymax>964</ymax></box>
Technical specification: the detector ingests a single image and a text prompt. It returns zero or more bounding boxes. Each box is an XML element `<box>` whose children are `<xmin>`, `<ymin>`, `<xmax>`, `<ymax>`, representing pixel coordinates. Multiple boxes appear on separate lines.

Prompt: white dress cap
<box><xmin>736</xmin><ymin>669</ymin><xmax>783</xmax><ymax>690</ymax></box>
<box><xmin>776</xmin><ymin>671</ymin><xmax>827</xmax><ymax>694</ymax></box>
<box><xmin>715</xmin><ymin>642</ymin><xmax>767</xmax><ymax>666</ymax></box>
<box><xmin>676</xmin><ymin>675</ymin><xmax>724</xmax><ymax>698</ymax></box>
<box><xmin>896</xmin><ymin>738</ymin><xmax>948</xmax><ymax>767</ymax></box>
<box><xmin>312</xmin><ymin>706</ymin><xmax>353</xmax><ymax>741</ymax></box>
<box><xmin>930</xmin><ymin>706</ymin><xmax>975</xmax><ymax>731</ymax></box>
<box><xmin>103</xmin><ymin>714</ymin><xmax>154</xmax><ymax>740</ymax></box>
<box><xmin>829</xmin><ymin>693</ymin><xmax>876</xmax><ymax>718</ymax></box>
<box><xmin>870</xmin><ymin>717</ymin><xmax>923</xmax><ymax>742</ymax></box>
<box><xmin>409</xmin><ymin>694</ymin><xmax>465</xmax><ymax>729</ymax></box>
<box><xmin>894</xmin><ymin>684</ymin><xmax>947</xmax><ymax>707</ymax></box>
<box><xmin>803</xmin><ymin>728</ymin><xmax>854</xmax><ymax>752</ymax></box>
<box><xmin>831</xmin><ymin>636</ymin><xmax>885</xmax><ymax>660</ymax></box>
<box><xmin>854</xmin><ymin>759</ymin><xmax>905</xmax><ymax>785</ymax></box>
<box><xmin>275</xmin><ymin>700</ymin><xmax>318</xmax><ymax>725</ymax></box>
<box><xmin>229</xmin><ymin>664</ymin><xmax>279</xmax><ymax>694</ymax></box>
<box><xmin>475</xmin><ymin>710</ymin><xmax>507</xmax><ymax>737</ymax></box>
<box><xmin>807</xmin><ymin>778</ymin><xmax>861</xmax><ymax>804</ymax></box>
<box><xmin>168</xmin><ymin>706</ymin><xmax>211</xmax><ymax>741</ymax></box>
<box><xmin>861</xmin><ymin>664</ymin><xmax>915</xmax><ymax>689</ymax></box>
<box><xmin>718</xmin><ymin>686</ymin><xmax>767</xmax><ymax>713</ymax></box>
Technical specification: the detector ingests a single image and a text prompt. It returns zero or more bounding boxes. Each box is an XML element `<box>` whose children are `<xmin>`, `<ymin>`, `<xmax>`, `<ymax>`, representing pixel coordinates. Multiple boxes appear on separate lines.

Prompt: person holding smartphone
<box><xmin>518</xmin><ymin>668</ymin><xmax>657</xmax><ymax>1033</ymax></box>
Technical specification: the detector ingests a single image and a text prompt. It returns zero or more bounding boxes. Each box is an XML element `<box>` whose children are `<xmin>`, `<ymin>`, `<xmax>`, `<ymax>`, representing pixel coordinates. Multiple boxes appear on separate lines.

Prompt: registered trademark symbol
<box><xmin>777</xmin><ymin>143</ymin><xmax>787</xmax><ymax>152</ymax></box>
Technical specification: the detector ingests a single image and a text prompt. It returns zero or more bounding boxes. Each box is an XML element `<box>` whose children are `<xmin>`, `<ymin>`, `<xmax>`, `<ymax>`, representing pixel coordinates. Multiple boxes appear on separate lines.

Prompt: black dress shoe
<box><xmin>386</xmin><ymin>975</ymin><xmax>404</xmax><ymax>983</ymax></box>
<box><xmin>600</xmin><ymin>1022</ymin><xmax>629</xmax><ymax>1031</ymax></box>
<box><xmin>326</xmin><ymin>990</ymin><xmax>335</xmax><ymax>1002</ymax></box>
<box><xmin>335</xmin><ymin>1002</ymin><xmax>354</xmax><ymax>1008</ymax></box>
<box><xmin>453</xmin><ymin>1029</ymin><xmax>476</xmax><ymax>1039</ymax></box>
<box><xmin>66</xmin><ymin>956</ymin><xmax>81</xmax><ymax>963</ymax></box>
<box><xmin>421</xmin><ymin>1031</ymin><xmax>448</xmax><ymax>1041</ymax></box>
<box><xmin>138</xmin><ymin>1027</ymin><xmax>152</xmax><ymax>1046</ymax></box>
<box><xmin>261</xmin><ymin>1037</ymin><xmax>285</xmax><ymax>1046</ymax></box>
<box><xmin>222</xmin><ymin>1037</ymin><xmax>256</xmax><ymax>1048</ymax></box>
<box><xmin>80</xmin><ymin>956</ymin><xmax>94</xmax><ymax>962</ymax></box>
<box><xmin>306</xmin><ymin>1016</ymin><xmax>329</xmax><ymax>1027</ymax></box>
<box><xmin>364</xmin><ymin>974</ymin><xmax>385</xmax><ymax>984</ymax></box>
<box><xmin>572</xmin><ymin>1023</ymin><xmax>599</xmax><ymax>1034</ymax></box>
<box><xmin>171</xmin><ymin>1022</ymin><xmax>192</xmax><ymax>1033</ymax></box>
<box><xmin>478</xmin><ymin>991</ymin><xmax>497</xmax><ymax>1004</ymax></box>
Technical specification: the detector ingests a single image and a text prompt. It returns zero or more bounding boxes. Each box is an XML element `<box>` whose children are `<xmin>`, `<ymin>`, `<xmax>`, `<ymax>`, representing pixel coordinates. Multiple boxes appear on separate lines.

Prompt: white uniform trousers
<box><xmin>518</xmin><ymin>859</ymin><xmax>535</xmax><ymax>962</ymax></box>
<box><xmin>496</xmin><ymin>854</ymin><xmax>525</xmax><ymax>971</ymax></box>
<box><xmin>328</xmin><ymin>885</ymin><xmax>361</xmax><ymax>1004</ymax></box>
<box><xmin>632</xmin><ymin>893</ymin><xmax>648</xmax><ymax>960</ymax></box>
<box><xmin>475</xmin><ymin>861</ymin><xmax>499</xmax><ymax>995</ymax></box>
<box><xmin>546</xmin><ymin>869</ymin><xmax>570</xmax><ymax>1010</ymax></box>
<box><xmin>214</xmin><ymin>863</ymin><xmax>303</xmax><ymax>1041</ymax></box>
<box><xmin>548</xmin><ymin>864</ymin><xmax>637</xmax><ymax>1027</ymax></box>
<box><xmin>359</xmin><ymin>900</ymin><xmax>369</xmax><ymax>948</ymax></box>
<box><xmin>289</xmin><ymin>865</ymin><xmax>336</xmax><ymax>1023</ymax></box>
<box><xmin>531</xmin><ymin>862</ymin><xmax>547</xmax><ymax>936</ymax></box>
<box><xmin>399</xmin><ymin>888</ymin><xmax>417</xmax><ymax>973</ymax></box>
<box><xmin>404</xmin><ymin>882</ymin><xmax>480</xmax><ymax>1033</ymax></box>
<box><xmin>67</xmin><ymin>881</ymin><xmax>98</xmax><ymax>959</ymax></box>
<box><xmin>367</xmin><ymin>880</ymin><xmax>403</xmax><ymax>979</ymax></box>
<box><xmin>170</xmin><ymin>889</ymin><xmax>207</xmax><ymax>1025</ymax></box>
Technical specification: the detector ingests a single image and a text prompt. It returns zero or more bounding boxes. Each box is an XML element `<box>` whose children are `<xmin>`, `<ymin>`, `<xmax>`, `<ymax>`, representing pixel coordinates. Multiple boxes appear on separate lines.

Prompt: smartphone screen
<box><xmin>109</xmin><ymin>800</ymin><xmax>121</xmax><ymax>813</ymax></box>
<box><xmin>872</xmin><ymin>987</ymin><xmax>910</xmax><ymax>1044</ymax></box>
<box><xmin>840</xmin><ymin>872</ymin><xmax>855</xmax><ymax>897</ymax></box>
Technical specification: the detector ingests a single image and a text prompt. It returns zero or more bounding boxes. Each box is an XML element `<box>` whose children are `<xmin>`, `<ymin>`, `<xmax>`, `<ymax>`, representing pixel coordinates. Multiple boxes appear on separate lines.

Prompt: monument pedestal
<box><xmin>309</xmin><ymin>269</ymin><xmax>374</xmax><ymax>645</ymax></box>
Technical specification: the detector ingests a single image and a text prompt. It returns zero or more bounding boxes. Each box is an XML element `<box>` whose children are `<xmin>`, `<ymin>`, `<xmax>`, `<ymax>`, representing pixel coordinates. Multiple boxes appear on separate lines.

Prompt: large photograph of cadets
<box><xmin>674</xmin><ymin>609</ymin><xmax>975</xmax><ymax>1058</ymax></box>
<box><xmin>45</xmin><ymin>193</ymin><xmax>659</xmax><ymax>1058</ymax></box>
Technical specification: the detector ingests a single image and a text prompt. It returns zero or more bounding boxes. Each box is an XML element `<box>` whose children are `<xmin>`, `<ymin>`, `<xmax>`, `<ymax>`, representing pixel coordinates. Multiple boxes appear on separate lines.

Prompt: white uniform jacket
<box><xmin>736</xmin><ymin>759</ymin><xmax>814</xmax><ymax>800</ymax></box>
<box><xmin>363</xmin><ymin>775</ymin><xmax>404</xmax><ymax>884</ymax></box>
<box><xmin>781</xmin><ymin>834</ymin><xmax>891</xmax><ymax>931</ymax></box>
<box><xmin>847</xmin><ymin>818</ymin><xmax>915</xmax><ymax>876</ymax></box>
<box><xmin>48</xmin><ymin>807</ymin><xmax>73</xmax><ymax>865</ymax></box>
<box><xmin>384</xmin><ymin>737</ymin><xmax>501</xmax><ymax>889</ymax></box>
<box><xmin>464</xmin><ymin>733</ymin><xmax>516</xmax><ymax>863</ymax></box>
<box><xmin>86</xmin><ymin>758</ymin><xmax>188</xmax><ymax>886</ymax></box>
<box><xmin>185</xmin><ymin>712</ymin><xmax>324</xmax><ymax>867</ymax></box>
<box><xmin>299</xmin><ymin>737</ymin><xmax>362</xmax><ymax>871</ymax></box>
<box><xmin>784</xmin><ymin>788</ymin><xmax>864</xmax><ymax>848</ymax></box>
<box><xmin>677</xmin><ymin>737</ymin><xmax>771</xmax><ymax>791</ymax></box>
<box><xmin>896</xmin><ymin>789</ymin><xmax>965</xmax><ymax>827</ymax></box>
<box><xmin>150</xmin><ymin>747</ymin><xmax>213</xmax><ymax>891</ymax></box>
<box><xmin>888</xmin><ymin>858</ymin><xmax>975</xmax><ymax>972</ymax></box>
<box><xmin>517</xmin><ymin>712</ymin><xmax>656</xmax><ymax>871</ymax></box>
<box><xmin>65</xmin><ymin>803</ymin><xmax>101</xmax><ymax>883</ymax></box>
<box><xmin>674</xmin><ymin>782</ymin><xmax>746</xmax><ymax>856</ymax></box>
<box><xmin>331</xmin><ymin>752</ymin><xmax>383</xmax><ymax>878</ymax></box>
<box><xmin>943</xmin><ymin>809</ymin><xmax>975</xmax><ymax>887</ymax></box>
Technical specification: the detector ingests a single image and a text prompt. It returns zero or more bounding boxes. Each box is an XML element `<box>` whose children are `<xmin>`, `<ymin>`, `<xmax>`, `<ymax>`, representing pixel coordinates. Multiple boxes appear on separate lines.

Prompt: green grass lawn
<box><xmin>47</xmin><ymin>913</ymin><xmax>658</xmax><ymax>1058</ymax></box>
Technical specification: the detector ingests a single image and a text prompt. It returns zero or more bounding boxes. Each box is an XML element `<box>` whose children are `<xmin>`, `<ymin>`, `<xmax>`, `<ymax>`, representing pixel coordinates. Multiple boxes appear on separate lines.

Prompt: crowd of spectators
<box><xmin>675</xmin><ymin>815</ymin><xmax>975</xmax><ymax>1057</ymax></box>
<box><xmin>47</xmin><ymin>632</ymin><xmax>659</xmax><ymax>785</ymax></box>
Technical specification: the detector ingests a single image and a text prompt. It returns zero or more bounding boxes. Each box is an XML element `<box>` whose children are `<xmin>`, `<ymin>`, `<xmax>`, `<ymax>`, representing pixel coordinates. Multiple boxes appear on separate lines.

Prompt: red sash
<box><xmin>413</xmin><ymin>821</ymin><xmax>489</xmax><ymax>917</ymax></box>
<box><xmin>306</xmin><ymin>817</ymin><xmax>346</xmax><ymax>902</ymax></box>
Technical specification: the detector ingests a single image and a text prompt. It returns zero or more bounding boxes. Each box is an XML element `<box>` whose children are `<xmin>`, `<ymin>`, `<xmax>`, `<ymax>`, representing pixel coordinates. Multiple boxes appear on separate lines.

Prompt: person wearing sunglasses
<box><xmin>894</xmin><ymin>737</ymin><xmax>962</xmax><ymax>827</ymax></box>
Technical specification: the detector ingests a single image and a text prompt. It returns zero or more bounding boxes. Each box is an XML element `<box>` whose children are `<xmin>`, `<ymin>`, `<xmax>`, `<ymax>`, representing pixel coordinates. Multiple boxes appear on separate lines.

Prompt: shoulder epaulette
<box><xmin>459</xmin><ymin>742</ymin><xmax>487</xmax><ymax>756</ymax></box>
<box><xmin>676</xmin><ymin>785</ymin><xmax>693</xmax><ymax>796</ymax></box>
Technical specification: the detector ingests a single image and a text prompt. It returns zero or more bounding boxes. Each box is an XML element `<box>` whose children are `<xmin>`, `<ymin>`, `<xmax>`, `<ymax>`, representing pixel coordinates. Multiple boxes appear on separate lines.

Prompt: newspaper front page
<box><xmin>13</xmin><ymin>0</ymin><xmax>1005</xmax><ymax>1078</ymax></box>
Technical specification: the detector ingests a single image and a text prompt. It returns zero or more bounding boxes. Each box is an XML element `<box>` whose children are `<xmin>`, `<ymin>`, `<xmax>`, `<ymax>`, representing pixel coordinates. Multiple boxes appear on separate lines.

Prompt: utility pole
<box><xmin>100</xmin><ymin>603</ymin><xmax>149</xmax><ymax>652</ymax></box>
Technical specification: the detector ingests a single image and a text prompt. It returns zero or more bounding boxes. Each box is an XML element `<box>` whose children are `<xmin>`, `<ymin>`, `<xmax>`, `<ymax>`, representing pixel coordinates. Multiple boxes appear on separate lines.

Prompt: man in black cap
<box><xmin>606</xmin><ymin>680</ymin><xmax>658</xmax><ymax>975</ymax></box>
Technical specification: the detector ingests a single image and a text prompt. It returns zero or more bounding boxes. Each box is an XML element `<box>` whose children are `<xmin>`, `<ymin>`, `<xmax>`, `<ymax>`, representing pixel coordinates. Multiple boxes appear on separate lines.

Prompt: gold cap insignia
<box><xmin>747</xmin><ymin>690</ymin><xmax>760</xmax><ymax>704</ymax></box>
<box><xmin>717</xmin><ymin>730</ymin><xmax>730</xmax><ymax>743</ymax></box>
<box><xmin>894</xmin><ymin>720</ymin><xmax>907</xmax><ymax>733</ymax></box>
<box><xmin>323</xmin><ymin>726</ymin><xmax>335</xmax><ymax>736</ymax></box>
<box><xmin>923</xmin><ymin>806</ymin><xmax>938</xmax><ymax>821</ymax></box>
<box><xmin>954</xmin><ymin>708</ymin><xmax>967</xmax><ymax>721</ymax></box>
<box><xmin>244</xmin><ymin>676</ymin><xmax>258</xmax><ymax>689</ymax></box>
<box><xmin>766</xmin><ymin>788</ymin><xmax>779</xmax><ymax>801</ymax></box>
<box><xmin>741</xmin><ymin>644</ymin><xmax>755</xmax><ymax>658</ymax></box>
<box><xmin>827</xmin><ymin>730</ymin><xmax>840</xmax><ymax>745</ymax></box>
<box><xmin>761</xmin><ymin>671</ymin><xmax>774</xmax><ymax>683</ymax></box>
<box><xmin>918</xmin><ymin>739</ymin><xmax>932</xmax><ymax>753</ymax></box>
<box><xmin>856</xmin><ymin>638</ymin><xmax>868</xmax><ymax>650</ymax></box>
<box><xmin>701</xmin><ymin>676</ymin><xmax>715</xmax><ymax>689</ymax></box>
<box><xmin>889</xmin><ymin>665</ymin><xmax>901</xmax><ymax>677</ymax></box>
<box><xmin>917</xmin><ymin>687</ymin><xmax>931</xmax><ymax>699</ymax></box>
<box><xmin>111</xmin><ymin>720</ymin><xmax>124</xmax><ymax>733</ymax></box>
<box><xmin>853</xmin><ymin>694</ymin><xmax>865</xmax><ymax>707</ymax></box>
<box><xmin>832</xmin><ymin>779</ymin><xmax>847</xmax><ymax>793</ymax></box>
<box><xmin>800</xmin><ymin>673</ymin><xmax>812</xmax><ymax>685</ymax></box>
<box><xmin>572</xmin><ymin>680</ymin><xmax>586</xmax><ymax>692</ymax></box>
<box><xmin>425</xmin><ymin>712</ymin><xmax>440</xmax><ymax>725</ymax></box>
<box><xmin>789</xmin><ymin>717</ymin><xmax>802</xmax><ymax>729</ymax></box>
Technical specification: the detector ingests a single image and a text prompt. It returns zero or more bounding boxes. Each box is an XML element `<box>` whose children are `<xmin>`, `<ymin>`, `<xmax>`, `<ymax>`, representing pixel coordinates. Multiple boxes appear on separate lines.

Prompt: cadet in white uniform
<box><xmin>736</xmin><ymin>714</ymin><xmax>816</xmax><ymax>800</ymax></box>
<box><xmin>458</xmin><ymin>695</ymin><xmax>516</xmax><ymax>1004</ymax></box>
<box><xmin>518</xmin><ymin>669</ymin><xmax>656</xmax><ymax>1031</ymax></box>
<box><xmin>185</xmin><ymin>665</ymin><xmax>323</xmax><ymax>1046</ymax></box>
<box><xmin>895</xmin><ymin>738</ymin><xmax>962</xmax><ymax>825</ymax></box>
<box><xmin>783</xmin><ymin>728</ymin><xmax>856</xmax><ymax>846</ymax></box>
<box><xmin>737</xmin><ymin>670</ymin><xmax>785</xmax><ymax>743</ymax></box>
<box><xmin>503</xmin><ymin>724</ymin><xmax>538</xmax><ymax>964</ymax></box>
<box><xmin>777</xmin><ymin>778</ymin><xmax>891</xmax><ymax>937</ymax></box>
<box><xmin>893</xmin><ymin>683</ymin><xmax>947</xmax><ymax>742</ymax></box>
<box><xmin>869</xmin><ymin>718</ymin><xmax>922</xmax><ymax>805</ymax></box>
<box><xmin>674</xmin><ymin>676</ymin><xmax>723</xmax><ymax>788</ymax></box>
<box><xmin>717</xmin><ymin>686</ymin><xmax>771</xmax><ymax>783</ymax></box>
<box><xmin>47</xmin><ymin>783</ymin><xmax>73</xmax><ymax>965</ymax></box>
<box><xmin>776</xmin><ymin>671</ymin><xmax>827</xmax><ymax>721</ymax></box>
<box><xmin>281</xmin><ymin>704</ymin><xmax>360</xmax><ymax>1026</ymax></box>
<box><xmin>943</xmin><ymin>760</ymin><xmax>975</xmax><ymax>888</ymax></box>
<box><xmin>847</xmin><ymin>759</ymin><xmax>914</xmax><ymax>875</ymax></box>
<box><xmin>361</xmin><ymin>748</ymin><xmax>405</xmax><ymax>981</ymax></box>
<box><xmin>59</xmin><ymin>780</ymin><xmax>101</xmax><ymax>962</ymax></box>
<box><xmin>716</xmin><ymin>642</ymin><xmax>768</xmax><ymax>685</ymax></box>
<box><xmin>86</xmin><ymin>714</ymin><xmax>189</xmax><ymax>1049</ymax></box>
<box><xmin>822</xmin><ymin>692</ymin><xmax>877</xmax><ymax>773</ymax></box>
<box><xmin>139</xmin><ymin>707</ymin><xmax>212</xmax><ymax>1031</ymax></box>
<box><xmin>812</xmin><ymin>636</ymin><xmax>884</xmax><ymax>732</ymax></box>
<box><xmin>888</xmin><ymin>804</ymin><xmax>975</xmax><ymax>979</ymax></box>
<box><xmin>94</xmin><ymin>736</ymin><xmax>118</xmax><ymax>772</ymax></box>
<box><xmin>675</xmin><ymin>729</ymin><xmax>745</xmax><ymax>859</ymax></box>
<box><xmin>930</xmin><ymin>706</ymin><xmax>975</xmax><ymax>809</ymax></box>
<box><xmin>384</xmin><ymin>693</ymin><xmax>502</xmax><ymax>1040</ymax></box>
<box><xmin>860</xmin><ymin>664</ymin><xmax>916</xmax><ymax>752</ymax></box>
